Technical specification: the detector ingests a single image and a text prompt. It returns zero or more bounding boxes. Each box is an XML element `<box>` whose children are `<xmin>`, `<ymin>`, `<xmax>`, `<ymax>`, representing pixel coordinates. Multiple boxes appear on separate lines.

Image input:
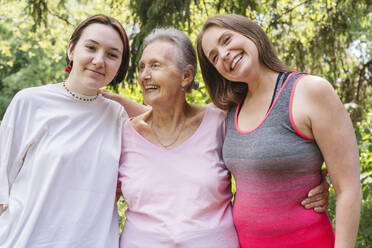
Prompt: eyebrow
<box><xmin>84</xmin><ymin>39</ymin><xmax>122</xmax><ymax>53</ymax></box>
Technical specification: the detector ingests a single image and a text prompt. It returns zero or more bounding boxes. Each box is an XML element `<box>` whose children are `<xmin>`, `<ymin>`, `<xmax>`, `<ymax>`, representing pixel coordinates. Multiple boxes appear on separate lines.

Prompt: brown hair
<box><xmin>66</xmin><ymin>14</ymin><xmax>130</xmax><ymax>87</ymax></box>
<box><xmin>196</xmin><ymin>14</ymin><xmax>291</xmax><ymax>110</ymax></box>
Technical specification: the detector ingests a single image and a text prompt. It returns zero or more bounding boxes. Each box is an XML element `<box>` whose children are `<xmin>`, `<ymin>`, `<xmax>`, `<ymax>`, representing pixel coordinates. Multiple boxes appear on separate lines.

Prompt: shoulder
<box><xmin>129</xmin><ymin>110</ymin><xmax>151</xmax><ymax>132</ymax></box>
<box><xmin>205</xmin><ymin>105</ymin><xmax>227</xmax><ymax>121</ymax></box>
<box><xmin>297</xmin><ymin>75</ymin><xmax>335</xmax><ymax>100</ymax></box>
<box><xmin>7</xmin><ymin>84</ymin><xmax>55</xmax><ymax>113</ymax></box>
<box><xmin>2</xmin><ymin>85</ymin><xmax>53</xmax><ymax>124</ymax></box>
<box><xmin>13</xmin><ymin>84</ymin><xmax>54</xmax><ymax>102</ymax></box>
<box><xmin>101</xmin><ymin>95</ymin><xmax>124</xmax><ymax>109</ymax></box>
<box><xmin>295</xmin><ymin>74</ymin><xmax>343</xmax><ymax>119</ymax></box>
<box><xmin>100</xmin><ymin>95</ymin><xmax>128</xmax><ymax>117</ymax></box>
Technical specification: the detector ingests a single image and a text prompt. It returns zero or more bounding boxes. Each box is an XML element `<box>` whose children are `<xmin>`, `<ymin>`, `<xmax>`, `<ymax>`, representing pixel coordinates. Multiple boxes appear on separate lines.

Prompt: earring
<box><xmin>181</xmin><ymin>87</ymin><xmax>185</xmax><ymax>92</ymax></box>
<box><xmin>65</xmin><ymin>61</ymin><xmax>72</xmax><ymax>74</ymax></box>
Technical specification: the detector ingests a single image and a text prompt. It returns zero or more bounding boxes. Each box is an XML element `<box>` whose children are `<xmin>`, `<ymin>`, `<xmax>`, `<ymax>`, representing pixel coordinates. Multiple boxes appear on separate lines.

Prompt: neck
<box><xmin>65</xmin><ymin>76</ymin><xmax>98</xmax><ymax>96</ymax></box>
<box><xmin>243</xmin><ymin>65</ymin><xmax>279</xmax><ymax>98</ymax></box>
<box><xmin>150</xmin><ymin>100</ymin><xmax>189</xmax><ymax>131</ymax></box>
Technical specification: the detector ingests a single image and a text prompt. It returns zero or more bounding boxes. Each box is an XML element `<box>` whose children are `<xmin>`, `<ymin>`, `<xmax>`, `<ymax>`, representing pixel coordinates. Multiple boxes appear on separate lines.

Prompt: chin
<box><xmin>86</xmin><ymin>79</ymin><xmax>108</xmax><ymax>89</ymax></box>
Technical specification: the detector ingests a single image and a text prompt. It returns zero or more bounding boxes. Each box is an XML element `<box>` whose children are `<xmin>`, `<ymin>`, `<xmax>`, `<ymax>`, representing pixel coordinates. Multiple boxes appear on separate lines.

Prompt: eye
<box><xmin>212</xmin><ymin>54</ymin><xmax>218</xmax><ymax>64</ymax></box>
<box><xmin>151</xmin><ymin>62</ymin><xmax>160</xmax><ymax>68</ymax></box>
<box><xmin>86</xmin><ymin>45</ymin><xmax>96</xmax><ymax>51</ymax></box>
<box><xmin>138</xmin><ymin>63</ymin><xmax>145</xmax><ymax>72</ymax></box>
<box><xmin>223</xmin><ymin>35</ymin><xmax>230</xmax><ymax>44</ymax></box>
<box><xmin>108</xmin><ymin>53</ymin><xmax>119</xmax><ymax>59</ymax></box>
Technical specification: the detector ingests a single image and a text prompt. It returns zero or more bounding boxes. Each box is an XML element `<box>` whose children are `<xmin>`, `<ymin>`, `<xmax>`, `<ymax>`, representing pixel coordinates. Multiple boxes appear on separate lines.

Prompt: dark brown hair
<box><xmin>66</xmin><ymin>14</ymin><xmax>130</xmax><ymax>87</ymax></box>
<box><xmin>196</xmin><ymin>14</ymin><xmax>291</xmax><ymax>110</ymax></box>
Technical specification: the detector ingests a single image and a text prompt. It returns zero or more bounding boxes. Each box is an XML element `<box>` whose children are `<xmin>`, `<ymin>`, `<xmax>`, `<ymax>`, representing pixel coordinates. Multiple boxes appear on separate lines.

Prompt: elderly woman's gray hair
<box><xmin>143</xmin><ymin>28</ymin><xmax>199</xmax><ymax>92</ymax></box>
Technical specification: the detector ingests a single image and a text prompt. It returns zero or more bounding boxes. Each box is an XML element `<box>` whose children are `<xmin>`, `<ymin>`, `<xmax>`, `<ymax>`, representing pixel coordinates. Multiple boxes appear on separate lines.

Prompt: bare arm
<box><xmin>297</xmin><ymin>76</ymin><xmax>361</xmax><ymax>248</ymax></box>
<box><xmin>101</xmin><ymin>89</ymin><xmax>149</xmax><ymax>118</ymax></box>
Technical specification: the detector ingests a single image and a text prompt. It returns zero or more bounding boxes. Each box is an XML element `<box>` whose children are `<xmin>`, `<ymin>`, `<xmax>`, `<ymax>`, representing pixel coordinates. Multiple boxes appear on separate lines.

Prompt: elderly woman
<box><xmin>117</xmin><ymin>28</ymin><xmax>239</xmax><ymax>247</ymax></box>
<box><xmin>196</xmin><ymin>14</ymin><xmax>361</xmax><ymax>248</ymax></box>
<box><xmin>110</xmin><ymin>28</ymin><xmax>331</xmax><ymax>248</ymax></box>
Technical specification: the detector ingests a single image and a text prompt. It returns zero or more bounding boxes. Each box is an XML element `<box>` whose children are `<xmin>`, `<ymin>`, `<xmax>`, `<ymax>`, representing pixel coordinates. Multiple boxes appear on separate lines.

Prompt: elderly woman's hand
<box><xmin>301</xmin><ymin>169</ymin><xmax>330</xmax><ymax>212</ymax></box>
<box><xmin>100</xmin><ymin>89</ymin><xmax>122</xmax><ymax>102</ymax></box>
<box><xmin>100</xmin><ymin>89</ymin><xmax>148</xmax><ymax>118</ymax></box>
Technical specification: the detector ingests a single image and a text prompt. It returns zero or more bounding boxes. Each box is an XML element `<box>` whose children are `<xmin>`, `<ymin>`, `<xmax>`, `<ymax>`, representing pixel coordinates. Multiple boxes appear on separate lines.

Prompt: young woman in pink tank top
<box><xmin>197</xmin><ymin>14</ymin><xmax>361</xmax><ymax>248</ymax></box>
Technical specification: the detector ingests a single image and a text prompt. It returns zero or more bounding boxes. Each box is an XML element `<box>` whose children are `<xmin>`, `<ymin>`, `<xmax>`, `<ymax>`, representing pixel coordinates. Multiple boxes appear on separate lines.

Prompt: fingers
<box><xmin>314</xmin><ymin>205</ymin><xmax>328</xmax><ymax>213</ymax></box>
<box><xmin>302</xmin><ymin>191</ymin><xmax>329</xmax><ymax>204</ymax></box>
<box><xmin>100</xmin><ymin>89</ymin><xmax>110</xmax><ymax>96</ymax></box>
<box><xmin>302</xmin><ymin>190</ymin><xmax>329</xmax><ymax>213</ymax></box>
<box><xmin>308</xmin><ymin>181</ymin><xmax>330</xmax><ymax>197</ymax></box>
<box><xmin>302</xmin><ymin>198</ymin><xmax>329</xmax><ymax>211</ymax></box>
<box><xmin>100</xmin><ymin>89</ymin><xmax>116</xmax><ymax>100</ymax></box>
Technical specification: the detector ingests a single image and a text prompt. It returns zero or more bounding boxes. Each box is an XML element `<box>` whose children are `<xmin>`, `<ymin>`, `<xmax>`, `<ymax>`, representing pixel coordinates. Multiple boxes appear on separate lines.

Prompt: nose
<box><xmin>139</xmin><ymin>66</ymin><xmax>151</xmax><ymax>81</ymax></box>
<box><xmin>92</xmin><ymin>51</ymin><xmax>105</xmax><ymax>67</ymax></box>
<box><xmin>221</xmin><ymin>48</ymin><xmax>230</xmax><ymax>61</ymax></box>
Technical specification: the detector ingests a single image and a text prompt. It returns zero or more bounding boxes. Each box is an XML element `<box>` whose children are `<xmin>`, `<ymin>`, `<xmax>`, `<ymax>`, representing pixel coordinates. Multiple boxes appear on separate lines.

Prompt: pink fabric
<box><xmin>230</xmin><ymin>163</ymin><xmax>335</xmax><ymax>248</ymax></box>
<box><xmin>289</xmin><ymin>74</ymin><xmax>313</xmax><ymax>140</ymax></box>
<box><xmin>118</xmin><ymin>107</ymin><xmax>239</xmax><ymax>248</ymax></box>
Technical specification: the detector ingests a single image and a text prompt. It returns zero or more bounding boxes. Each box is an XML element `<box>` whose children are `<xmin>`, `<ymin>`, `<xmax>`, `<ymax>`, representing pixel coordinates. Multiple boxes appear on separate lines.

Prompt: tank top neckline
<box><xmin>126</xmin><ymin>107</ymin><xmax>210</xmax><ymax>152</ymax></box>
<box><xmin>234</xmin><ymin>72</ymin><xmax>297</xmax><ymax>134</ymax></box>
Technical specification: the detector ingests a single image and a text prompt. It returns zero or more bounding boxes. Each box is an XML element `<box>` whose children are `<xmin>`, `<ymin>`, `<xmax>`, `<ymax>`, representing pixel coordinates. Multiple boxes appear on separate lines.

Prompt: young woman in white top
<box><xmin>0</xmin><ymin>14</ymin><xmax>145</xmax><ymax>248</ymax></box>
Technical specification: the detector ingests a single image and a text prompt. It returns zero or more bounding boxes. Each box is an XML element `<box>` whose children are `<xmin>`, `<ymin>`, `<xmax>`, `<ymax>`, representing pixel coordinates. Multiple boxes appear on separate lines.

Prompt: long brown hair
<box><xmin>66</xmin><ymin>14</ymin><xmax>130</xmax><ymax>87</ymax></box>
<box><xmin>196</xmin><ymin>14</ymin><xmax>291</xmax><ymax>110</ymax></box>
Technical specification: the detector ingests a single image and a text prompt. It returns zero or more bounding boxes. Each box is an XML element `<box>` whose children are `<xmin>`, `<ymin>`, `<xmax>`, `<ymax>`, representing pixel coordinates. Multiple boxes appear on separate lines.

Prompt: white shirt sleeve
<box><xmin>0</xmin><ymin>93</ymin><xmax>31</xmax><ymax>205</ymax></box>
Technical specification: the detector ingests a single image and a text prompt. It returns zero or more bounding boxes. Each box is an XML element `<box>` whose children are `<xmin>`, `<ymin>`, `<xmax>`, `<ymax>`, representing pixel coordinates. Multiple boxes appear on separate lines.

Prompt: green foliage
<box><xmin>117</xmin><ymin>196</ymin><xmax>128</xmax><ymax>233</ymax></box>
<box><xmin>355</xmin><ymin>112</ymin><xmax>372</xmax><ymax>247</ymax></box>
<box><xmin>0</xmin><ymin>1</ymin><xmax>69</xmax><ymax>116</ymax></box>
<box><xmin>1</xmin><ymin>0</ymin><xmax>371</xmax><ymax>243</ymax></box>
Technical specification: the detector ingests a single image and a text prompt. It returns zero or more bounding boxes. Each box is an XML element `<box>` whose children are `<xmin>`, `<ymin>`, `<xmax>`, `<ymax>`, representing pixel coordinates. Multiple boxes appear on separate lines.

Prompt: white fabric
<box><xmin>0</xmin><ymin>84</ymin><xmax>127</xmax><ymax>248</ymax></box>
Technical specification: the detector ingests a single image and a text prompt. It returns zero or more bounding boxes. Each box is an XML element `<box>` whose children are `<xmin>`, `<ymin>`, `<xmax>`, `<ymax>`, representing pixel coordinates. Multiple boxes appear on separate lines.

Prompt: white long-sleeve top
<box><xmin>0</xmin><ymin>84</ymin><xmax>127</xmax><ymax>248</ymax></box>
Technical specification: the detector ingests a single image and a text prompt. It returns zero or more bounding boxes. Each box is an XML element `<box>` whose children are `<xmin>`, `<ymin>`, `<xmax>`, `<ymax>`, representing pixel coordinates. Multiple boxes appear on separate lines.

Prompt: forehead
<box><xmin>201</xmin><ymin>26</ymin><xmax>231</xmax><ymax>53</ymax></box>
<box><xmin>78</xmin><ymin>23</ymin><xmax>123</xmax><ymax>51</ymax></box>
<box><xmin>141</xmin><ymin>41</ymin><xmax>178</xmax><ymax>62</ymax></box>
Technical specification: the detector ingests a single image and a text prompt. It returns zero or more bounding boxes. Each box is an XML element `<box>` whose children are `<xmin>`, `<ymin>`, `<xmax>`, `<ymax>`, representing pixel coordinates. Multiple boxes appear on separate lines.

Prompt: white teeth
<box><xmin>231</xmin><ymin>55</ymin><xmax>242</xmax><ymax>70</ymax></box>
<box><xmin>144</xmin><ymin>85</ymin><xmax>159</xmax><ymax>90</ymax></box>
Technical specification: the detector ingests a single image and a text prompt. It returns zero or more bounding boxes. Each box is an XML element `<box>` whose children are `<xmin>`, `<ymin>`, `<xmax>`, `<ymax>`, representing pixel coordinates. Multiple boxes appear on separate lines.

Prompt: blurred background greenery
<box><xmin>0</xmin><ymin>0</ymin><xmax>371</xmax><ymax>246</ymax></box>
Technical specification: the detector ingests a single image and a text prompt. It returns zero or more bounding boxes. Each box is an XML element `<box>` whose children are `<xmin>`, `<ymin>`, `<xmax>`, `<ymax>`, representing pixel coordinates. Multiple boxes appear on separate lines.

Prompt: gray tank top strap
<box><xmin>226</xmin><ymin>72</ymin><xmax>305</xmax><ymax>133</ymax></box>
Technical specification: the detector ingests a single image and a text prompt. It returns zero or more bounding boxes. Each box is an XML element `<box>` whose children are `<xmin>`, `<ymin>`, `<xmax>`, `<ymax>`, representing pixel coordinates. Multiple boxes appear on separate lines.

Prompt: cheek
<box><xmin>109</xmin><ymin>61</ymin><xmax>122</xmax><ymax>75</ymax></box>
<box><xmin>137</xmin><ymin>79</ymin><xmax>145</xmax><ymax>89</ymax></box>
<box><xmin>215</xmin><ymin>63</ymin><xmax>227</xmax><ymax>77</ymax></box>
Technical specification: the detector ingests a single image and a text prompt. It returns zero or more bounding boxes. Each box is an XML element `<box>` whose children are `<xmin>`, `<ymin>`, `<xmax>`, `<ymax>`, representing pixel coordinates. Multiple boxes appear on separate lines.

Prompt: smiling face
<box><xmin>67</xmin><ymin>23</ymin><xmax>123</xmax><ymax>95</ymax></box>
<box><xmin>138</xmin><ymin>41</ymin><xmax>186</xmax><ymax>106</ymax></box>
<box><xmin>201</xmin><ymin>25</ymin><xmax>260</xmax><ymax>83</ymax></box>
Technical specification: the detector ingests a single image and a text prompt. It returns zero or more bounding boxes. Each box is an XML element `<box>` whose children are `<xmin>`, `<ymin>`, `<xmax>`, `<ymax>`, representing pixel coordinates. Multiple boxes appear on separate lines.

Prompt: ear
<box><xmin>67</xmin><ymin>43</ymin><xmax>74</xmax><ymax>61</ymax></box>
<box><xmin>181</xmin><ymin>65</ymin><xmax>195</xmax><ymax>89</ymax></box>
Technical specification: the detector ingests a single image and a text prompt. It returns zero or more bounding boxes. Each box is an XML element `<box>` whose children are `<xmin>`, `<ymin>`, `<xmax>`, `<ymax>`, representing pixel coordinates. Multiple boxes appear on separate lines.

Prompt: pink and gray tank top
<box><xmin>223</xmin><ymin>72</ymin><xmax>335</xmax><ymax>247</ymax></box>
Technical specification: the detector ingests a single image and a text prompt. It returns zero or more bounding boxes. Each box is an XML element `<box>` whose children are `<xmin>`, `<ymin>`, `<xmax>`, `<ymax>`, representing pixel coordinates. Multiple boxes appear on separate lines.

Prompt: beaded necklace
<box><xmin>62</xmin><ymin>81</ymin><xmax>98</xmax><ymax>102</ymax></box>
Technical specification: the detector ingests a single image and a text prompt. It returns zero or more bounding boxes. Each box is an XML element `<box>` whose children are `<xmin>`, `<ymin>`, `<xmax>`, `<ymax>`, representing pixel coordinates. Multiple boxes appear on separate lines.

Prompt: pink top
<box><xmin>118</xmin><ymin>107</ymin><xmax>239</xmax><ymax>248</ymax></box>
